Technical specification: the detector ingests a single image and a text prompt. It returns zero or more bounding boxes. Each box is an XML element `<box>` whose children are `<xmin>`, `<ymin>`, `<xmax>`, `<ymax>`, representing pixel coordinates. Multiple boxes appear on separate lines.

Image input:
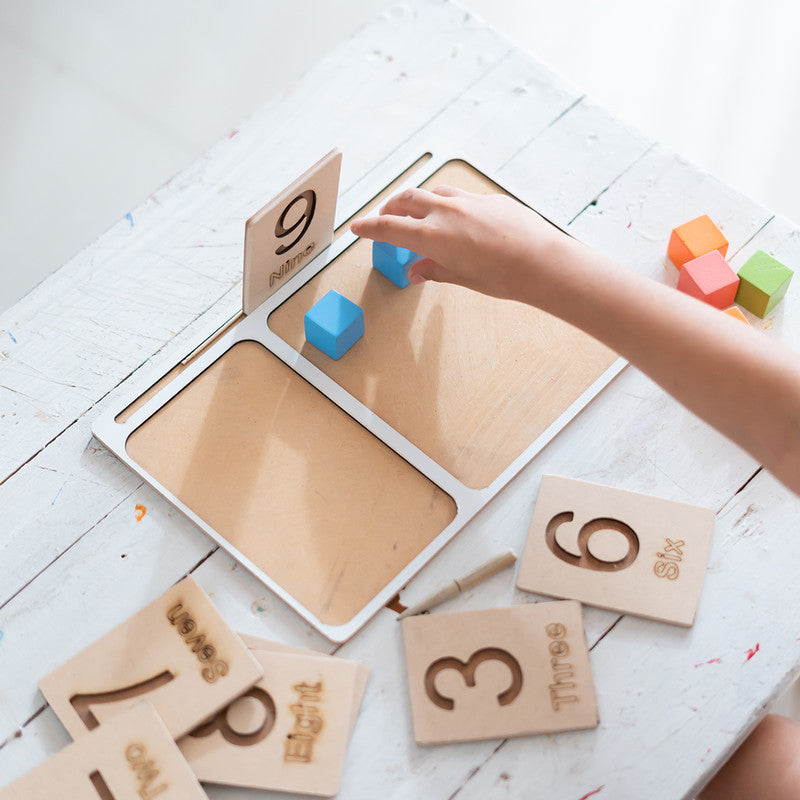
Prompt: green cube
<box><xmin>735</xmin><ymin>250</ymin><xmax>793</xmax><ymax>317</ymax></box>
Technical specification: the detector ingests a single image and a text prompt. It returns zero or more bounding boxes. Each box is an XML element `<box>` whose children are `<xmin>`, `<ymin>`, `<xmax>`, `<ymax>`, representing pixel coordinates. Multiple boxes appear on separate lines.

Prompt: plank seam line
<box><xmin>498</xmin><ymin>93</ymin><xmax>587</xmax><ymax>173</ymax></box>
<box><xmin>567</xmin><ymin>141</ymin><xmax>659</xmax><ymax>227</ymax></box>
<box><xmin>446</xmin><ymin>738</ymin><xmax>508</xmax><ymax>799</ymax></box>
<box><xmin>0</xmin><ymin>417</ymin><xmax>80</xmax><ymax>490</ymax></box>
<box><xmin>338</xmin><ymin>47</ymin><xmax>515</xmax><ymax>200</ymax></box>
<box><xmin>731</xmin><ymin>214</ymin><xmax>776</xmax><ymax>260</ymax></box>
<box><xmin>183</xmin><ymin>546</ymin><xmax>221</xmax><ymax>581</ymax></box>
<box><xmin>714</xmin><ymin>467</ymin><xmax>763</xmax><ymax>517</ymax></box>
<box><xmin>0</xmin><ymin>484</ymin><xmax>143</xmax><ymax>614</ymax></box>
<box><xmin>589</xmin><ymin>614</ymin><xmax>624</xmax><ymax>651</ymax></box>
<box><xmin>0</xmin><ymin>704</ymin><xmax>47</xmax><ymax>755</ymax></box>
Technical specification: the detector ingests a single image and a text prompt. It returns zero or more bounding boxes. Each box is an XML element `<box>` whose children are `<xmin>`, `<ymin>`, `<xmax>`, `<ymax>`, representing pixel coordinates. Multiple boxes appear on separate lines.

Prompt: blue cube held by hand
<box><xmin>372</xmin><ymin>240</ymin><xmax>423</xmax><ymax>288</ymax></box>
<box><xmin>304</xmin><ymin>290</ymin><xmax>364</xmax><ymax>360</ymax></box>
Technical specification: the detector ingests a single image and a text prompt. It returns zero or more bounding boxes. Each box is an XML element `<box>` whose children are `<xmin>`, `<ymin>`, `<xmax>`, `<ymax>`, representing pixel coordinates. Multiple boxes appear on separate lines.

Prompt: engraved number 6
<box><xmin>545</xmin><ymin>512</ymin><xmax>639</xmax><ymax>571</ymax></box>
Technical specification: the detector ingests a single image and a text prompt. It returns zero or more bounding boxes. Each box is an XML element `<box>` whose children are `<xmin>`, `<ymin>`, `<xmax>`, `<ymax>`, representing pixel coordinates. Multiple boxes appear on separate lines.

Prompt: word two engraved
<box><xmin>423</xmin><ymin>648</ymin><xmax>523</xmax><ymax>711</ymax></box>
<box><xmin>166</xmin><ymin>602</ymin><xmax>228</xmax><ymax>684</ymax></box>
<box><xmin>126</xmin><ymin>742</ymin><xmax>169</xmax><ymax>800</ymax></box>
<box><xmin>546</xmin><ymin>623</ymin><xmax>579</xmax><ymax>712</ymax></box>
<box><xmin>654</xmin><ymin>537</ymin><xmax>685</xmax><ymax>580</ymax></box>
<box><xmin>284</xmin><ymin>681</ymin><xmax>325</xmax><ymax>763</ymax></box>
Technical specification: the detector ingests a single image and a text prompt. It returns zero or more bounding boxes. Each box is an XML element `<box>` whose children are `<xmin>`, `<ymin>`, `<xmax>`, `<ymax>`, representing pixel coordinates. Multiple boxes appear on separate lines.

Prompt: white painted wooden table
<box><xmin>2</xmin><ymin>3</ymin><xmax>800</xmax><ymax>798</ymax></box>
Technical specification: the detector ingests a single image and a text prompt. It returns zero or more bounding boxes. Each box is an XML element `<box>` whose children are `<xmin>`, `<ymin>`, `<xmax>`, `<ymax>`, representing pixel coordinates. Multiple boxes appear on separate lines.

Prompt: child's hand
<box><xmin>350</xmin><ymin>186</ymin><xmax>572</xmax><ymax>306</ymax></box>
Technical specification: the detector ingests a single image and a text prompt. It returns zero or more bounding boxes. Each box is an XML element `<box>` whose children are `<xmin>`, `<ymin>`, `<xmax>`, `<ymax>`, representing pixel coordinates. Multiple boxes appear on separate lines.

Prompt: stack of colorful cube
<box><xmin>668</xmin><ymin>214</ymin><xmax>794</xmax><ymax>320</ymax></box>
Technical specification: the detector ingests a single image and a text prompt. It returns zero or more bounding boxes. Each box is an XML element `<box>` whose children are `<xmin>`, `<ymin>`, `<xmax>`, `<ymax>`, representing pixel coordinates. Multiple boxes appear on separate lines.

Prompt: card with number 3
<box><xmin>516</xmin><ymin>475</ymin><xmax>715</xmax><ymax>626</ymax></box>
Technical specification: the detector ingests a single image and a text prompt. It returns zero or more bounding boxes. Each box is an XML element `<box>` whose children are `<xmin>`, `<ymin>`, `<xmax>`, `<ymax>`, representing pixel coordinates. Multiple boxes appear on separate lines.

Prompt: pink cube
<box><xmin>677</xmin><ymin>251</ymin><xmax>739</xmax><ymax>309</ymax></box>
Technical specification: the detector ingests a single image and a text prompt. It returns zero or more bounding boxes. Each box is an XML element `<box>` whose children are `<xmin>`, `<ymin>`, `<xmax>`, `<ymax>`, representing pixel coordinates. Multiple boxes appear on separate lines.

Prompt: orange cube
<box><xmin>667</xmin><ymin>215</ymin><xmax>728</xmax><ymax>269</ymax></box>
<box><xmin>722</xmin><ymin>306</ymin><xmax>751</xmax><ymax>326</ymax></box>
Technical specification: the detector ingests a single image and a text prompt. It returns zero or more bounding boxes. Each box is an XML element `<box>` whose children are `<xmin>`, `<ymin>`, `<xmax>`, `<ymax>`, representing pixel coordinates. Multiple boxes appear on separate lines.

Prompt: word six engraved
<box><xmin>166</xmin><ymin>603</ymin><xmax>229</xmax><ymax>684</ymax></box>
<box><xmin>284</xmin><ymin>681</ymin><xmax>325</xmax><ymax>763</ymax></box>
<box><xmin>653</xmin><ymin>537</ymin><xmax>684</xmax><ymax>580</ymax></box>
<box><xmin>546</xmin><ymin>623</ymin><xmax>579</xmax><ymax>712</ymax></box>
<box><xmin>126</xmin><ymin>742</ymin><xmax>169</xmax><ymax>800</ymax></box>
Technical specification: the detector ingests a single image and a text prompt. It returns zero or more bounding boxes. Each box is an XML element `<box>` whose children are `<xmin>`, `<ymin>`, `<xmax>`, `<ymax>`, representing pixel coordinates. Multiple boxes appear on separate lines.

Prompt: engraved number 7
<box><xmin>70</xmin><ymin>671</ymin><xmax>175</xmax><ymax>731</ymax></box>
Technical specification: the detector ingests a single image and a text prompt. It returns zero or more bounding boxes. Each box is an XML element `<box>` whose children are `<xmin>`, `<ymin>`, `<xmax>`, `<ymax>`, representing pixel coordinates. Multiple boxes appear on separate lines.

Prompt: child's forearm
<box><xmin>538</xmin><ymin>237</ymin><xmax>800</xmax><ymax>493</ymax></box>
<box><xmin>351</xmin><ymin>188</ymin><xmax>800</xmax><ymax>494</ymax></box>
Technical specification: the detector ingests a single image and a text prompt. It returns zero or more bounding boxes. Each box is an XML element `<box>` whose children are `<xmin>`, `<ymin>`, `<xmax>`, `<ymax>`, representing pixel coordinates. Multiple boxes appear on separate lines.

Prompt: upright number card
<box><xmin>0</xmin><ymin>703</ymin><xmax>207</xmax><ymax>800</ymax></box>
<box><xmin>516</xmin><ymin>475</ymin><xmax>715</xmax><ymax>626</ymax></box>
<box><xmin>39</xmin><ymin>577</ymin><xmax>263</xmax><ymax>740</ymax></box>
<box><xmin>242</xmin><ymin>148</ymin><xmax>342</xmax><ymax>313</ymax></box>
<box><xmin>402</xmin><ymin>601</ymin><xmax>597</xmax><ymax>745</ymax></box>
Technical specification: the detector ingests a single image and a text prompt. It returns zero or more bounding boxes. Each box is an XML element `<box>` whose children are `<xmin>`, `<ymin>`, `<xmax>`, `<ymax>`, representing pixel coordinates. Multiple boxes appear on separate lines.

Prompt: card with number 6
<box><xmin>516</xmin><ymin>475</ymin><xmax>715</xmax><ymax>626</ymax></box>
<box><xmin>38</xmin><ymin>576</ymin><xmax>263</xmax><ymax>740</ymax></box>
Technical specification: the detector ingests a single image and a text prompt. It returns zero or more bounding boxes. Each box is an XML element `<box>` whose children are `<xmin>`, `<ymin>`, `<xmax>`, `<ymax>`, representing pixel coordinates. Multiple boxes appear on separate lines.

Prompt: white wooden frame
<box><xmin>92</xmin><ymin>145</ymin><xmax>626</xmax><ymax>643</ymax></box>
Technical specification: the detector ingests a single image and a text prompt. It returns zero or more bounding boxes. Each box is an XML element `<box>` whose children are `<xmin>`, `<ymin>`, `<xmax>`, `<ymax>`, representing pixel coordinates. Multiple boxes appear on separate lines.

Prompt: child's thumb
<box><xmin>408</xmin><ymin>257</ymin><xmax>446</xmax><ymax>285</ymax></box>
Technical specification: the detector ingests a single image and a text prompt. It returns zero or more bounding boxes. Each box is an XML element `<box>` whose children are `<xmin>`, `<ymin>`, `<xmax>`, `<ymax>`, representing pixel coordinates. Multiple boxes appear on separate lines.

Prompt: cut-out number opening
<box><xmin>275</xmin><ymin>190</ymin><xmax>316</xmax><ymax>255</ymax></box>
<box><xmin>70</xmin><ymin>671</ymin><xmax>175</xmax><ymax>731</ymax></box>
<box><xmin>545</xmin><ymin>512</ymin><xmax>639</xmax><ymax>571</ymax></box>
<box><xmin>188</xmin><ymin>686</ymin><xmax>276</xmax><ymax>747</ymax></box>
<box><xmin>424</xmin><ymin>647</ymin><xmax>523</xmax><ymax>711</ymax></box>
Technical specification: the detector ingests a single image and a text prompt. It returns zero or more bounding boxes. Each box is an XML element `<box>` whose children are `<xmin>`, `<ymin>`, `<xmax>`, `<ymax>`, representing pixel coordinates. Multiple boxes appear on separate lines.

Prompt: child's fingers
<box><xmin>407</xmin><ymin>256</ymin><xmax>447</xmax><ymax>285</ymax></box>
<box><xmin>431</xmin><ymin>185</ymin><xmax>470</xmax><ymax>198</ymax></box>
<box><xmin>379</xmin><ymin>187</ymin><xmax>440</xmax><ymax>219</ymax></box>
<box><xmin>350</xmin><ymin>213</ymin><xmax>427</xmax><ymax>250</ymax></box>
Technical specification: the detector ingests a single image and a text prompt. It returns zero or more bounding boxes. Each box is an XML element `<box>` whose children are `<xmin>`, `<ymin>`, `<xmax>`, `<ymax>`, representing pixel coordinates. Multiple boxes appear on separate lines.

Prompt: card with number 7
<box><xmin>38</xmin><ymin>576</ymin><xmax>263</xmax><ymax>740</ymax></box>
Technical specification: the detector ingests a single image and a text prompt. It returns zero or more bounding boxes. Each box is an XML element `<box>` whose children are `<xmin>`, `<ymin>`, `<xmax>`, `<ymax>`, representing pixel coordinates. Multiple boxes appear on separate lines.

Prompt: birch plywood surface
<box><xmin>126</xmin><ymin>341</ymin><xmax>456</xmax><ymax>626</ymax></box>
<box><xmin>2</xmin><ymin>1</ymin><xmax>800</xmax><ymax>798</ymax></box>
<box><xmin>269</xmin><ymin>161</ymin><xmax>618</xmax><ymax>489</ymax></box>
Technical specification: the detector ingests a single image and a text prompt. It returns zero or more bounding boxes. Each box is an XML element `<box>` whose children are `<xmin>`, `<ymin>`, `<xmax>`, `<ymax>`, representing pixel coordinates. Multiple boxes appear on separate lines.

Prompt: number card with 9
<box><xmin>242</xmin><ymin>148</ymin><xmax>342</xmax><ymax>313</ymax></box>
<box><xmin>516</xmin><ymin>475</ymin><xmax>715</xmax><ymax>626</ymax></box>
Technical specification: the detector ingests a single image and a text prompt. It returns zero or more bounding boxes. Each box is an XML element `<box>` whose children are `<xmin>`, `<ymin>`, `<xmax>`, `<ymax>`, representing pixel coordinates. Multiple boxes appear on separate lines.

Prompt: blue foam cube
<box><xmin>304</xmin><ymin>290</ymin><xmax>364</xmax><ymax>360</ymax></box>
<box><xmin>372</xmin><ymin>240</ymin><xmax>423</xmax><ymax>288</ymax></box>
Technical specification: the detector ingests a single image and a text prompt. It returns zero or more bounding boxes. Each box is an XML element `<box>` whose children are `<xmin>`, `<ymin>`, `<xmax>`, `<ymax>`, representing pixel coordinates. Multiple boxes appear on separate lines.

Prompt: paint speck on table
<box><xmin>0</xmin><ymin>631</ymin><xmax>4</xmax><ymax>646</ymax></box>
<box><xmin>694</xmin><ymin>658</ymin><xmax>722</xmax><ymax>668</ymax></box>
<box><xmin>578</xmin><ymin>786</ymin><xmax>605</xmax><ymax>800</ymax></box>
<box><xmin>6</xmin><ymin>331</ymin><xmax>17</xmax><ymax>344</ymax></box>
<box><xmin>51</xmin><ymin>484</ymin><xmax>65</xmax><ymax>507</ymax></box>
<box><xmin>746</xmin><ymin>643</ymin><xmax>760</xmax><ymax>661</ymax></box>
<box><xmin>134</xmin><ymin>503</ymin><xmax>147</xmax><ymax>522</ymax></box>
<box><xmin>126</xmin><ymin>212</ymin><xmax>134</xmax><ymax>226</ymax></box>
<box><xmin>251</xmin><ymin>599</ymin><xmax>267</xmax><ymax>615</ymax></box>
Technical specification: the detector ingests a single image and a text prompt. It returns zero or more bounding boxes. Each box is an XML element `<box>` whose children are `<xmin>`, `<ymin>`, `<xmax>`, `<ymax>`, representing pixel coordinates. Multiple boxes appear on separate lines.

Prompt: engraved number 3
<box><xmin>424</xmin><ymin>647</ymin><xmax>523</xmax><ymax>711</ymax></box>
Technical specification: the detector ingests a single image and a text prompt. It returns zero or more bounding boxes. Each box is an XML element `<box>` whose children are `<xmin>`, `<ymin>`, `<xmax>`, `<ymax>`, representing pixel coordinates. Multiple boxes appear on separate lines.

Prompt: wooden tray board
<box><xmin>92</xmin><ymin>150</ymin><xmax>626</xmax><ymax>643</ymax></box>
<box><xmin>269</xmin><ymin>161</ymin><xmax>618</xmax><ymax>489</ymax></box>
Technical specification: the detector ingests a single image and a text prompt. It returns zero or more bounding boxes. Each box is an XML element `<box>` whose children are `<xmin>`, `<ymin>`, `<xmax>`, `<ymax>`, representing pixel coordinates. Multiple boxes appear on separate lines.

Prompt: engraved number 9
<box><xmin>545</xmin><ymin>512</ymin><xmax>639</xmax><ymax>571</ymax></box>
<box><xmin>275</xmin><ymin>189</ymin><xmax>316</xmax><ymax>255</ymax></box>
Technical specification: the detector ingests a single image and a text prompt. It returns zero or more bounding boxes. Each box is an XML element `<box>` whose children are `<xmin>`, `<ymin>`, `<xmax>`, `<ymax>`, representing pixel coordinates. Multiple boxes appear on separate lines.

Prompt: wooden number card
<box><xmin>39</xmin><ymin>577</ymin><xmax>263</xmax><ymax>740</ymax></box>
<box><xmin>0</xmin><ymin>702</ymin><xmax>207</xmax><ymax>800</ymax></box>
<box><xmin>178</xmin><ymin>648</ymin><xmax>367</xmax><ymax>797</ymax></box>
<box><xmin>516</xmin><ymin>475</ymin><xmax>715</xmax><ymax>626</ymax></box>
<box><xmin>238</xmin><ymin>632</ymin><xmax>371</xmax><ymax>739</ymax></box>
<box><xmin>242</xmin><ymin>148</ymin><xmax>342</xmax><ymax>313</ymax></box>
<box><xmin>402</xmin><ymin>601</ymin><xmax>598</xmax><ymax>745</ymax></box>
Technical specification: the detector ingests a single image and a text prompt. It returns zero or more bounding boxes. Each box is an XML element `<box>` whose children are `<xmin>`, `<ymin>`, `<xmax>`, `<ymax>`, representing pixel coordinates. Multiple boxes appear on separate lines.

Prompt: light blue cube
<box><xmin>304</xmin><ymin>290</ymin><xmax>364</xmax><ymax>360</ymax></box>
<box><xmin>372</xmin><ymin>240</ymin><xmax>423</xmax><ymax>289</ymax></box>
